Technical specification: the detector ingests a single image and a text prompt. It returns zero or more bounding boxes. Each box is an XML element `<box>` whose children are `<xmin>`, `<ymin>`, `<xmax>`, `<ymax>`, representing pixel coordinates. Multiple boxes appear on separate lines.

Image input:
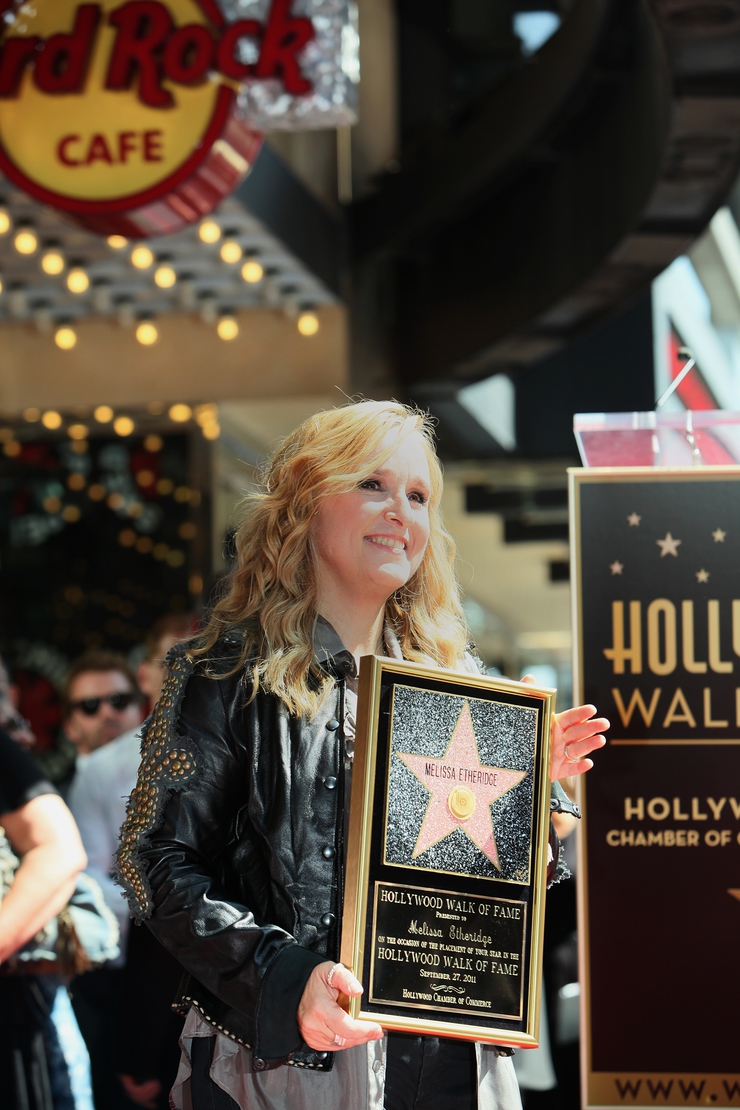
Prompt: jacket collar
<box><xmin>313</xmin><ymin>615</ymin><xmax>404</xmax><ymax>680</ymax></box>
<box><xmin>313</xmin><ymin>615</ymin><xmax>357</xmax><ymax>679</ymax></box>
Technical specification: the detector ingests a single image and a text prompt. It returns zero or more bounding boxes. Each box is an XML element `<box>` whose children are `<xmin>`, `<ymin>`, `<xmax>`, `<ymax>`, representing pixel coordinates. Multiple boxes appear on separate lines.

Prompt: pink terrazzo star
<box><xmin>398</xmin><ymin>702</ymin><xmax>527</xmax><ymax>869</ymax></box>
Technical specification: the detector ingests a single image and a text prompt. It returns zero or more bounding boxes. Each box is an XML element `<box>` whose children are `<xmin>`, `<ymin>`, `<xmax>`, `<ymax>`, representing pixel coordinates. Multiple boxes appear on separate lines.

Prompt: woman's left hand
<box><xmin>550</xmin><ymin>703</ymin><xmax>609</xmax><ymax>781</ymax></box>
<box><xmin>521</xmin><ymin>676</ymin><xmax>609</xmax><ymax>781</ymax></box>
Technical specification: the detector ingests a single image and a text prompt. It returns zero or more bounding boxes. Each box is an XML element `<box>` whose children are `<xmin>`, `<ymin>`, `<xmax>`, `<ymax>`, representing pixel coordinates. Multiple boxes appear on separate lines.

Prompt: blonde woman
<box><xmin>117</xmin><ymin>401</ymin><xmax>607</xmax><ymax>1110</ymax></box>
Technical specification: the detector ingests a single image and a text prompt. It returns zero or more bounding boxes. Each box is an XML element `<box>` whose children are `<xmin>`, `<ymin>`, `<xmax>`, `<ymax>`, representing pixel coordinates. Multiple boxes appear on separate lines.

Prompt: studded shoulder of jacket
<box><xmin>114</xmin><ymin>630</ymin><xmax>247</xmax><ymax>920</ymax></box>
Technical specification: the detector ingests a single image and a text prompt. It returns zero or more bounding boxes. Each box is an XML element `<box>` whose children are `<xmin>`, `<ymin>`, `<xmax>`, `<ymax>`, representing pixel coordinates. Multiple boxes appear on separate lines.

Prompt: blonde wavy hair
<box><xmin>196</xmin><ymin>400</ymin><xmax>469</xmax><ymax>716</ymax></box>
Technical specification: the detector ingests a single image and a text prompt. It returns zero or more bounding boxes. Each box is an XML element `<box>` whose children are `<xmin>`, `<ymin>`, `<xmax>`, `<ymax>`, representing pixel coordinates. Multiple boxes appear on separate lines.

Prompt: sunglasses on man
<box><xmin>70</xmin><ymin>692</ymin><xmax>137</xmax><ymax>716</ymax></box>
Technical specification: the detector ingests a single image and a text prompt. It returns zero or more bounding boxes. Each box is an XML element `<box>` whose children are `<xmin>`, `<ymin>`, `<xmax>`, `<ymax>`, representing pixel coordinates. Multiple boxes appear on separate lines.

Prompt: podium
<box><xmin>570</xmin><ymin>410</ymin><xmax>740</xmax><ymax>1109</ymax></box>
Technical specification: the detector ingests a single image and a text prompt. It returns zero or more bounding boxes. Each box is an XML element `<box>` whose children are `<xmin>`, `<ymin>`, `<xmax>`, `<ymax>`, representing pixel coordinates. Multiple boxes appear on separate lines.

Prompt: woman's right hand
<box><xmin>297</xmin><ymin>962</ymin><xmax>383</xmax><ymax>1051</ymax></box>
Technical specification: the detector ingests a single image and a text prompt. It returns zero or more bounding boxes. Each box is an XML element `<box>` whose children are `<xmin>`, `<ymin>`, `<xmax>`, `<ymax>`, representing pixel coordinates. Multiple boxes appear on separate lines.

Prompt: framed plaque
<box><xmin>340</xmin><ymin>656</ymin><xmax>555</xmax><ymax>1046</ymax></box>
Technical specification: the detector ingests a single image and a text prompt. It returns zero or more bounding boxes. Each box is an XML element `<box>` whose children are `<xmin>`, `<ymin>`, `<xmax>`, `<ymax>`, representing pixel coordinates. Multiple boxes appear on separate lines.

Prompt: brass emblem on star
<box><xmin>448</xmin><ymin>785</ymin><xmax>476</xmax><ymax>820</ymax></box>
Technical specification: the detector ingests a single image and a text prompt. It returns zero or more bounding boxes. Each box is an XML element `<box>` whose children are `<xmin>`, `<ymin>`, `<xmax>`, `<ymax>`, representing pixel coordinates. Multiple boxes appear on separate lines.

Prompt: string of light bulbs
<box><xmin>0</xmin><ymin>213</ymin><xmax>323</xmax><ymax>349</ymax></box>
<box><xmin>0</xmin><ymin>402</ymin><xmax>221</xmax><ymax>458</ymax></box>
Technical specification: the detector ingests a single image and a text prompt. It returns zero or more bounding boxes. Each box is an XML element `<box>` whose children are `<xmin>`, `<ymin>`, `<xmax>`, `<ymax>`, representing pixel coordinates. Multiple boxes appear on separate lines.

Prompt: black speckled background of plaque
<box><xmin>385</xmin><ymin>686</ymin><xmax>536</xmax><ymax>883</ymax></box>
<box><xmin>370</xmin><ymin>882</ymin><xmax>526</xmax><ymax>1019</ymax></box>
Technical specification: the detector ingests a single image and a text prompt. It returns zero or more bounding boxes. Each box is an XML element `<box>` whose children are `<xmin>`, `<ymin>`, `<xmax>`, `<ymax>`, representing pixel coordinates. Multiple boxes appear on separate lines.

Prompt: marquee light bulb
<box><xmin>94</xmin><ymin>405</ymin><xmax>113</xmax><ymax>423</ymax></box>
<box><xmin>131</xmin><ymin>246</ymin><xmax>154</xmax><ymax>269</ymax></box>
<box><xmin>54</xmin><ymin>327</ymin><xmax>77</xmax><ymax>351</ymax></box>
<box><xmin>68</xmin><ymin>423</ymin><xmax>88</xmax><ymax>441</ymax></box>
<box><xmin>220</xmin><ymin>239</ymin><xmax>242</xmax><ymax>264</ymax></box>
<box><xmin>67</xmin><ymin>268</ymin><xmax>90</xmax><ymax>294</ymax></box>
<box><xmin>199</xmin><ymin>220</ymin><xmax>221</xmax><ymax>244</ymax></box>
<box><xmin>297</xmin><ymin>312</ymin><xmax>319</xmax><ymax>337</ymax></box>
<box><xmin>169</xmin><ymin>403</ymin><xmax>192</xmax><ymax>423</ymax></box>
<box><xmin>154</xmin><ymin>264</ymin><xmax>177</xmax><ymax>288</ymax></box>
<box><xmin>41</xmin><ymin>250</ymin><xmax>65</xmax><ymax>276</ymax></box>
<box><xmin>136</xmin><ymin>321</ymin><xmax>158</xmax><ymax>345</ymax></box>
<box><xmin>241</xmin><ymin>260</ymin><xmax>264</xmax><ymax>284</ymax></box>
<box><xmin>14</xmin><ymin>228</ymin><xmax>38</xmax><ymax>254</ymax></box>
<box><xmin>0</xmin><ymin>208</ymin><xmax>11</xmax><ymax>235</ymax></box>
<box><xmin>42</xmin><ymin>409</ymin><xmax>63</xmax><ymax>429</ymax></box>
<box><xmin>217</xmin><ymin>316</ymin><xmax>239</xmax><ymax>341</ymax></box>
<box><xmin>195</xmin><ymin>403</ymin><xmax>217</xmax><ymax>426</ymax></box>
<box><xmin>114</xmin><ymin>416</ymin><xmax>135</xmax><ymax>437</ymax></box>
<box><xmin>107</xmin><ymin>235</ymin><xmax>128</xmax><ymax>249</ymax></box>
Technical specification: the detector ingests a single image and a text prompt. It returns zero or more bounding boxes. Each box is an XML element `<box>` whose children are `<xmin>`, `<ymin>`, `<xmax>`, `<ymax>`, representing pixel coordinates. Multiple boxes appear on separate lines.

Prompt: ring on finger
<box><xmin>333</xmin><ymin>1034</ymin><xmax>346</xmax><ymax>1047</ymax></box>
<box><xmin>564</xmin><ymin>743</ymin><xmax>581</xmax><ymax>764</ymax></box>
<box><xmin>327</xmin><ymin>963</ymin><xmax>344</xmax><ymax>988</ymax></box>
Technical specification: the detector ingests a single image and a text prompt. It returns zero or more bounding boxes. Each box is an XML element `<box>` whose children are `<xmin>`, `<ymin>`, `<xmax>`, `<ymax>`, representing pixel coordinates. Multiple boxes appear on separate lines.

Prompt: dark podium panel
<box><xmin>571</xmin><ymin>467</ymin><xmax>740</xmax><ymax>1109</ymax></box>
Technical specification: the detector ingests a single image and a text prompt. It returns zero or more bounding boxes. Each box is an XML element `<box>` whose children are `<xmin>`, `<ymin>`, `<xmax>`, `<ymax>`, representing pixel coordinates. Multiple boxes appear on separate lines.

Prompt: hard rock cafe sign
<box><xmin>0</xmin><ymin>0</ymin><xmax>358</xmax><ymax>236</ymax></box>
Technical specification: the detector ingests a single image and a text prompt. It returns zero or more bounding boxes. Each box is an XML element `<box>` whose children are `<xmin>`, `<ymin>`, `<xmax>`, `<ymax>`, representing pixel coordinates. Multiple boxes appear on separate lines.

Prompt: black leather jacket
<box><xmin>116</xmin><ymin>632</ymin><xmax>578</xmax><ymax>1073</ymax></box>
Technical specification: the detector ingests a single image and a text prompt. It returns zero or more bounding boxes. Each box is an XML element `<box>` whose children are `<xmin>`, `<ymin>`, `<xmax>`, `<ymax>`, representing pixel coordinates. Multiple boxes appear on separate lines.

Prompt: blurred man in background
<box><xmin>63</xmin><ymin>650</ymin><xmax>144</xmax><ymax>1108</ymax></box>
<box><xmin>63</xmin><ymin>651</ymin><xmax>142</xmax><ymax>763</ymax></box>
<box><xmin>69</xmin><ymin>615</ymin><xmax>196</xmax><ymax>1110</ymax></box>
<box><xmin>68</xmin><ymin>620</ymin><xmax>193</xmax><ymax>943</ymax></box>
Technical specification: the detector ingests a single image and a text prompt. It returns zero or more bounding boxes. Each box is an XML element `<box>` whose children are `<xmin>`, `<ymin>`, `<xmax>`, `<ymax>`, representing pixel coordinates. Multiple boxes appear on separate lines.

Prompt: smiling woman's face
<box><xmin>310</xmin><ymin>429</ymin><xmax>433</xmax><ymax>607</ymax></box>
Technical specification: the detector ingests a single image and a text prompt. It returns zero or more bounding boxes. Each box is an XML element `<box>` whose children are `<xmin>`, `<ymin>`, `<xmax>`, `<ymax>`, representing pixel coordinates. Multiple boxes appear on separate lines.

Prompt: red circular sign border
<box><xmin>0</xmin><ymin>85</ymin><xmax>235</xmax><ymax>215</ymax></box>
<box><xmin>0</xmin><ymin>0</ymin><xmax>240</xmax><ymax>217</ymax></box>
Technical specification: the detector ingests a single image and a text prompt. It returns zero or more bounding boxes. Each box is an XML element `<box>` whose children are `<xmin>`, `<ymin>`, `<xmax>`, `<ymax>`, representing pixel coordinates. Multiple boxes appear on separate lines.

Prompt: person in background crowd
<box><xmin>68</xmin><ymin>634</ymin><xmax>188</xmax><ymax>946</ymax></box>
<box><xmin>70</xmin><ymin>616</ymin><xmax>196</xmax><ymax>1110</ymax></box>
<box><xmin>62</xmin><ymin>650</ymin><xmax>144</xmax><ymax>1109</ymax></box>
<box><xmin>0</xmin><ymin>728</ymin><xmax>89</xmax><ymax>1110</ymax></box>
<box><xmin>62</xmin><ymin>650</ymin><xmax>142</xmax><ymax>764</ymax></box>
<box><xmin>0</xmin><ymin>654</ymin><xmax>36</xmax><ymax>748</ymax></box>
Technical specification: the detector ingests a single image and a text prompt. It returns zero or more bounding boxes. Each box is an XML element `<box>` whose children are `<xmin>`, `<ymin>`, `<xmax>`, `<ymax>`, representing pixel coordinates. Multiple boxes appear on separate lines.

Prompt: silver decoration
<box><xmin>385</xmin><ymin>687</ymin><xmax>536</xmax><ymax>884</ymax></box>
<box><xmin>218</xmin><ymin>0</ymin><xmax>359</xmax><ymax>130</ymax></box>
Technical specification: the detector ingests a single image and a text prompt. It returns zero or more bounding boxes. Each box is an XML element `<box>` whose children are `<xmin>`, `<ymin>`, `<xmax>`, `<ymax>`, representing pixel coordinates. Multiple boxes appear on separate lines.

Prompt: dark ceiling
<box><xmin>347</xmin><ymin>0</ymin><xmax>740</xmax><ymax>445</ymax></box>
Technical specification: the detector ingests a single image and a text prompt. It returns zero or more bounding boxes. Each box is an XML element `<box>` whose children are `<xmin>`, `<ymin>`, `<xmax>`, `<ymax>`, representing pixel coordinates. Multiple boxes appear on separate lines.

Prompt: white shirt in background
<box><xmin>68</xmin><ymin>726</ymin><xmax>142</xmax><ymax>964</ymax></box>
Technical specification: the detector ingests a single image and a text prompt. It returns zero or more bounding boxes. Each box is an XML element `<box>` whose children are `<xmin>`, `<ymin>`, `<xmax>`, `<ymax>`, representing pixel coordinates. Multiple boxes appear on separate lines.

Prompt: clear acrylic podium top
<box><xmin>573</xmin><ymin>410</ymin><xmax>740</xmax><ymax>468</ymax></box>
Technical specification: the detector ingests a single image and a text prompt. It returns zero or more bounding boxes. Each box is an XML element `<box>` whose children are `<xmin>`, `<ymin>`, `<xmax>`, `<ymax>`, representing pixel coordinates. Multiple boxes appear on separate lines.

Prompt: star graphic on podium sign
<box><xmin>713</xmin><ymin>528</ymin><xmax>726</xmax><ymax>543</ymax></box>
<box><xmin>610</xmin><ymin>561</ymin><xmax>624</xmax><ymax>575</ymax></box>
<box><xmin>696</xmin><ymin>568</ymin><xmax>710</xmax><ymax>583</ymax></box>
<box><xmin>397</xmin><ymin>702</ymin><xmax>527</xmax><ymax>869</ymax></box>
<box><xmin>656</xmin><ymin>532</ymin><xmax>681</xmax><ymax>557</ymax></box>
<box><xmin>627</xmin><ymin>513</ymin><xmax>641</xmax><ymax>527</ymax></box>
